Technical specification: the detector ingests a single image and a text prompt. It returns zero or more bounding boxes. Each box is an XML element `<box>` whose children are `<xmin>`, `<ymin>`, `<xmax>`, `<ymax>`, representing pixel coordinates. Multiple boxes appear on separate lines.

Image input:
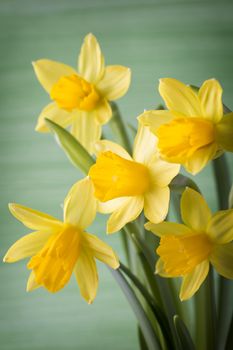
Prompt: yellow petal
<box><xmin>83</xmin><ymin>232</ymin><xmax>119</xmax><ymax>269</ymax></box>
<box><xmin>207</xmin><ymin>209</ymin><xmax>233</xmax><ymax>244</ymax></box>
<box><xmin>216</xmin><ymin>112</ymin><xmax>233</xmax><ymax>152</ymax></box>
<box><xmin>107</xmin><ymin>196</ymin><xmax>144</xmax><ymax>234</ymax></box>
<box><xmin>35</xmin><ymin>102</ymin><xmax>73</xmax><ymax>132</ymax></box>
<box><xmin>144</xmin><ymin>186</ymin><xmax>169</xmax><ymax>223</ymax></box>
<box><xmin>78</xmin><ymin>33</ymin><xmax>105</xmax><ymax>84</ymax></box>
<box><xmin>179</xmin><ymin>260</ymin><xmax>209</xmax><ymax>301</ymax></box>
<box><xmin>71</xmin><ymin>110</ymin><xmax>101</xmax><ymax>154</ymax></box>
<box><xmin>184</xmin><ymin>143</ymin><xmax>218</xmax><ymax>175</ymax></box>
<box><xmin>145</xmin><ymin>221</ymin><xmax>192</xmax><ymax>237</ymax></box>
<box><xmin>94</xmin><ymin>99</ymin><xmax>112</xmax><ymax>124</ymax></box>
<box><xmin>27</xmin><ymin>271</ymin><xmax>40</xmax><ymax>292</ymax></box>
<box><xmin>3</xmin><ymin>231</ymin><xmax>52</xmax><ymax>263</ymax></box>
<box><xmin>97</xmin><ymin>65</ymin><xmax>131</xmax><ymax>101</ymax></box>
<box><xmin>155</xmin><ymin>258</ymin><xmax>173</xmax><ymax>277</ymax></box>
<box><xmin>159</xmin><ymin>78</ymin><xmax>201</xmax><ymax>116</ymax></box>
<box><xmin>8</xmin><ymin>203</ymin><xmax>62</xmax><ymax>231</ymax></box>
<box><xmin>181</xmin><ymin>188</ymin><xmax>212</xmax><ymax>231</ymax></box>
<box><xmin>98</xmin><ymin>197</ymin><xmax>127</xmax><ymax>214</ymax></box>
<box><xmin>64</xmin><ymin>177</ymin><xmax>97</xmax><ymax>229</ymax></box>
<box><xmin>210</xmin><ymin>242</ymin><xmax>233</xmax><ymax>279</ymax></box>
<box><xmin>148</xmin><ymin>155</ymin><xmax>180</xmax><ymax>187</ymax></box>
<box><xmin>138</xmin><ymin>110</ymin><xmax>174</xmax><ymax>133</ymax></box>
<box><xmin>133</xmin><ymin>124</ymin><xmax>157</xmax><ymax>164</ymax></box>
<box><xmin>32</xmin><ymin>59</ymin><xmax>76</xmax><ymax>94</ymax></box>
<box><xmin>74</xmin><ymin>249</ymin><xmax>98</xmax><ymax>304</ymax></box>
<box><xmin>94</xmin><ymin>140</ymin><xmax>132</xmax><ymax>160</ymax></box>
<box><xmin>198</xmin><ymin>79</ymin><xmax>223</xmax><ymax>123</ymax></box>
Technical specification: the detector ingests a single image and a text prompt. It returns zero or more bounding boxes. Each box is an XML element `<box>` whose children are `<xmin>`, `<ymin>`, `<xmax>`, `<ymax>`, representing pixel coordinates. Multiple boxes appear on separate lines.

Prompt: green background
<box><xmin>0</xmin><ymin>0</ymin><xmax>232</xmax><ymax>349</ymax></box>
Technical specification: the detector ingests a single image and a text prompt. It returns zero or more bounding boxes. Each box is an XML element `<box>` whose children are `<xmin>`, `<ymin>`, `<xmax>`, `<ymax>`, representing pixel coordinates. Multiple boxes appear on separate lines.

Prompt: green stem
<box><xmin>195</xmin><ymin>267</ymin><xmax>216</xmax><ymax>350</ymax></box>
<box><xmin>110</xmin><ymin>268</ymin><xmax>162</xmax><ymax>350</ymax></box>
<box><xmin>212</xmin><ymin>155</ymin><xmax>233</xmax><ymax>350</ymax></box>
<box><xmin>212</xmin><ymin>154</ymin><xmax>231</xmax><ymax>210</ymax></box>
<box><xmin>119</xmin><ymin>263</ymin><xmax>174</xmax><ymax>349</ymax></box>
<box><xmin>109</xmin><ymin>102</ymin><xmax>132</xmax><ymax>154</ymax></box>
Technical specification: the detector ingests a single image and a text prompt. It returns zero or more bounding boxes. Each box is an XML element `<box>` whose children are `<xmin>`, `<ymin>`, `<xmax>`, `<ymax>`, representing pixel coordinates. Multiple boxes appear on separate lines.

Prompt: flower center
<box><xmin>89</xmin><ymin>151</ymin><xmax>151</xmax><ymax>202</ymax></box>
<box><xmin>28</xmin><ymin>224</ymin><xmax>81</xmax><ymax>292</ymax></box>
<box><xmin>157</xmin><ymin>233</ymin><xmax>213</xmax><ymax>276</ymax></box>
<box><xmin>157</xmin><ymin>117</ymin><xmax>215</xmax><ymax>163</ymax></box>
<box><xmin>50</xmin><ymin>74</ymin><xmax>100</xmax><ymax>111</ymax></box>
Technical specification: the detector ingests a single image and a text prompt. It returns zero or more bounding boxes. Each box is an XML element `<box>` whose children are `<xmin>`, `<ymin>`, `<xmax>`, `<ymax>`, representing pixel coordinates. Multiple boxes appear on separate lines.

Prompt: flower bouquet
<box><xmin>4</xmin><ymin>34</ymin><xmax>233</xmax><ymax>350</ymax></box>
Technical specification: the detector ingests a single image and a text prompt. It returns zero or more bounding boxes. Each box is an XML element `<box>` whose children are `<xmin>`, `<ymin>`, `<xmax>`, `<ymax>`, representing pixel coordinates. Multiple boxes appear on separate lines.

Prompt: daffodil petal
<box><xmin>35</xmin><ymin>102</ymin><xmax>73</xmax><ymax>132</ymax></box>
<box><xmin>64</xmin><ymin>177</ymin><xmax>97</xmax><ymax>229</ymax></box>
<box><xmin>210</xmin><ymin>242</ymin><xmax>233</xmax><ymax>279</ymax></box>
<box><xmin>98</xmin><ymin>197</ymin><xmax>127</xmax><ymax>214</ymax></box>
<box><xmin>216</xmin><ymin>113</ymin><xmax>233</xmax><ymax>152</ymax></box>
<box><xmin>198</xmin><ymin>79</ymin><xmax>223</xmax><ymax>123</ymax></box>
<box><xmin>159</xmin><ymin>78</ymin><xmax>201</xmax><ymax>117</ymax></box>
<box><xmin>144</xmin><ymin>186</ymin><xmax>170</xmax><ymax>223</ymax></box>
<box><xmin>107</xmin><ymin>196</ymin><xmax>144</xmax><ymax>234</ymax></box>
<box><xmin>32</xmin><ymin>59</ymin><xmax>76</xmax><ymax>94</ymax></box>
<box><xmin>83</xmin><ymin>232</ymin><xmax>119</xmax><ymax>269</ymax></box>
<box><xmin>181</xmin><ymin>188</ymin><xmax>212</xmax><ymax>231</ymax></box>
<box><xmin>27</xmin><ymin>271</ymin><xmax>40</xmax><ymax>292</ymax></box>
<box><xmin>78</xmin><ymin>33</ymin><xmax>105</xmax><ymax>84</ymax></box>
<box><xmin>71</xmin><ymin>110</ymin><xmax>101</xmax><ymax>154</ymax></box>
<box><xmin>8</xmin><ymin>203</ymin><xmax>62</xmax><ymax>231</ymax></box>
<box><xmin>207</xmin><ymin>209</ymin><xmax>233</xmax><ymax>244</ymax></box>
<box><xmin>155</xmin><ymin>258</ymin><xmax>173</xmax><ymax>277</ymax></box>
<box><xmin>138</xmin><ymin>110</ymin><xmax>174</xmax><ymax>133</ymax></box>
<box><xmin>94</xmin><ymin>140</ymin><xmax>132</xmax><ymax>160</ymax></box>
<box><xmin>145</xmin><ymin>221</ymin><xmax>192</xmax><ymax>237</ymax></box>
<box><xmin>3</xmin><ymin>231</ymin><xmax>52</xmax><ymax>263</ymax></box>
<box><xmin>179</xmin><ymin>260</ymin><xmax>209</xmax><ymax>301</ymax></box>
<box><xmin>94</xmin><ymin>99</ymin><xmax>112</xmax><ymax>124</ymax></box>
<box><xmin>148</xmin><ymin>155</ymin><xmax>180</xmax><ymax>187</ymax></box>
<box><xmin>74</xmin><ymin>249</ymin><xmax>98</xmax><ymax>304</ymax></box>
<box><xmin>184</xmin><ymin>143</ymin><xmax>218</xmax><ymax>175</ymax></box>
<box><xmin>97</xmin><ymin>65</ymin><xmax>131</xmax><ymax>101</ymax></box>
<box><xmin>133</xmin><ymin>124</ymin><xmax>157</xmax><ymax>164</ymax></box>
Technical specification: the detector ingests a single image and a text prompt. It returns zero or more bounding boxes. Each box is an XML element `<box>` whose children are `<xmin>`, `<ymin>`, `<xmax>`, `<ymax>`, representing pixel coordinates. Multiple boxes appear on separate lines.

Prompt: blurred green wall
<box><xmin>0</xmin><ymin>0</ymin><xmax>232</xmax><ymax>349</ymax></box>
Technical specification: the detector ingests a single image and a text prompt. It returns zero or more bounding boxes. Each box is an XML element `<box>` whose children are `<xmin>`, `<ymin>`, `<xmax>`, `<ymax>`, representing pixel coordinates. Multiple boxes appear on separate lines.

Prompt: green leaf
<box><xmin>169</xmin><ymin>174</ymin><xmax>201</xmax><ymax>194</ymax></box>
<box><xmin>45</xmin><ymin>119</ymin><xmax>94</xmax><ymax>174</ymax></box>
<box><xmin>109</xmin><ymin>102</ymin><xmax>132</xmax><ymax>154</ymax></box>
<box><xmin>229</xmin><ymin>184</ymin><xmax>233</xmax><ymax>209</ymax></box>
<box><xmin>138</xmin><ymin>326</ymin><xmax>149</xmax><ymax>350</ymax></box>
<box><xmin>110</xmin><ymin>268</ymin><xmax>162</xmax><ymax>350</ymax></box>
<box><xmin>173</xmin><ymin>315</ymin><xmax>195</xmax><ymax>350</ymax></box>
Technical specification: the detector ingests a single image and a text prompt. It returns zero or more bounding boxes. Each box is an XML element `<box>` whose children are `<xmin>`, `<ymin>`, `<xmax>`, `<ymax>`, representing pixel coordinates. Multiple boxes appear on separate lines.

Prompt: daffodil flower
<box><xmin>4</xmin><ymin>178</ymin><xmax>119</xmax><ymax>303</ymax></box>
<box><xmin>33</xmin><ymin>33</ymin><xmax>131</xmax><ymax>153</ymax></box>
<box><xmin>139</xmin><ymin>78</ymin><xmax>233</xmax><ymax>174</ymax></box>
<box><xmin>89</xmin><ymin>125</ymin><xmax>180</xmax><ymax>233</ymax></box>
<box><xmin>145</xmin><ymin>187</ymin><xmax>233</xmax><ymax>300</ymax></box>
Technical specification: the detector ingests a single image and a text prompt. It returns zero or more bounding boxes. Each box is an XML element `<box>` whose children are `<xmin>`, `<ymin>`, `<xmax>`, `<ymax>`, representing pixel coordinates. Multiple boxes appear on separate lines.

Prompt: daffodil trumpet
<box><xmin>4</xmin><ymin>178</ymin><xmax>119</xmax><ymax>303</ymax></box>
<box><xmin>139</xmin><ymin>78</ymin><xmax>233</xmax><ymax>174</ymax></box>
<box><xmin>145</xmin><ymin>187</ymin><xmax>233</xmax><ymax>300</ymax></box>
<box><xmin>33</xmin><ymin>33</ymin><xmax>131</xmax><ymax>153</ymax></box>
<box><xmin>89</xmin><ymin>124</ymin><xmax>180</xmax><ymax>233</ymax></box>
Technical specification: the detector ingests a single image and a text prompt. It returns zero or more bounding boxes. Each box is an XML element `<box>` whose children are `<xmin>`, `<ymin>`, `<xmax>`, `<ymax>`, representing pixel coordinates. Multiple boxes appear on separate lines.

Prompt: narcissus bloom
<box><xmin>33</xmin><ymin>33</ymin><xmax>131</xmax><ymax>153</ymax></box>
<box><xmin>139</xmin><ymin>78</ymin><xmax>233</xmax><ymax>174</ymax></box>
<box><xmin>89</xmin><ymin>125</ymin><xmax>180</xmax><ymax>233</ymax></box>
<box><xmin>4</xmin><ymin>178</ymin><xmax>119</xmax><ymax>303</ymax></box>
<box><xmin>145</xmin><ymin>187</ymin><xmax>233</xmax><ymax>300</ymax></box>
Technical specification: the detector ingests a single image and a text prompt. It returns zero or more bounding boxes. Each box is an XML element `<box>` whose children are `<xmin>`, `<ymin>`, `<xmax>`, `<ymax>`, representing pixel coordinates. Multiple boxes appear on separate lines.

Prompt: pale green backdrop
<box><xmin>0</xmin><ymin>0</ymin><xmax>233</xmax><ymax>349</ymax></box>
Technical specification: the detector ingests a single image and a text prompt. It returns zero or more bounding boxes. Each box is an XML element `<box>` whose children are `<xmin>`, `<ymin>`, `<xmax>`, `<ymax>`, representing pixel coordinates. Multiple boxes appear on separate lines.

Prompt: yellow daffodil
<box><xmin>33</xmin><ymin>33</ymin><xmax>131</xmax><ymax>153</ymax></box>
<box><xmin>145</xmin><ymin>187</ymin><xmax>233</xmax><ymax>300</ymax></box>
<box><xmin>4</xmin><ymin>178</ymin><xmax>119</xmax><ymax>303</ymax></box>
<box><xmin>139</xmin><ymin>78</ymin><xmax>233</xmax><ymax>174</ymax></box>
<box><xmin>89</xmin><ymin>125</ymin><xmax>180</xmax><ymax>233</ymax></box>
